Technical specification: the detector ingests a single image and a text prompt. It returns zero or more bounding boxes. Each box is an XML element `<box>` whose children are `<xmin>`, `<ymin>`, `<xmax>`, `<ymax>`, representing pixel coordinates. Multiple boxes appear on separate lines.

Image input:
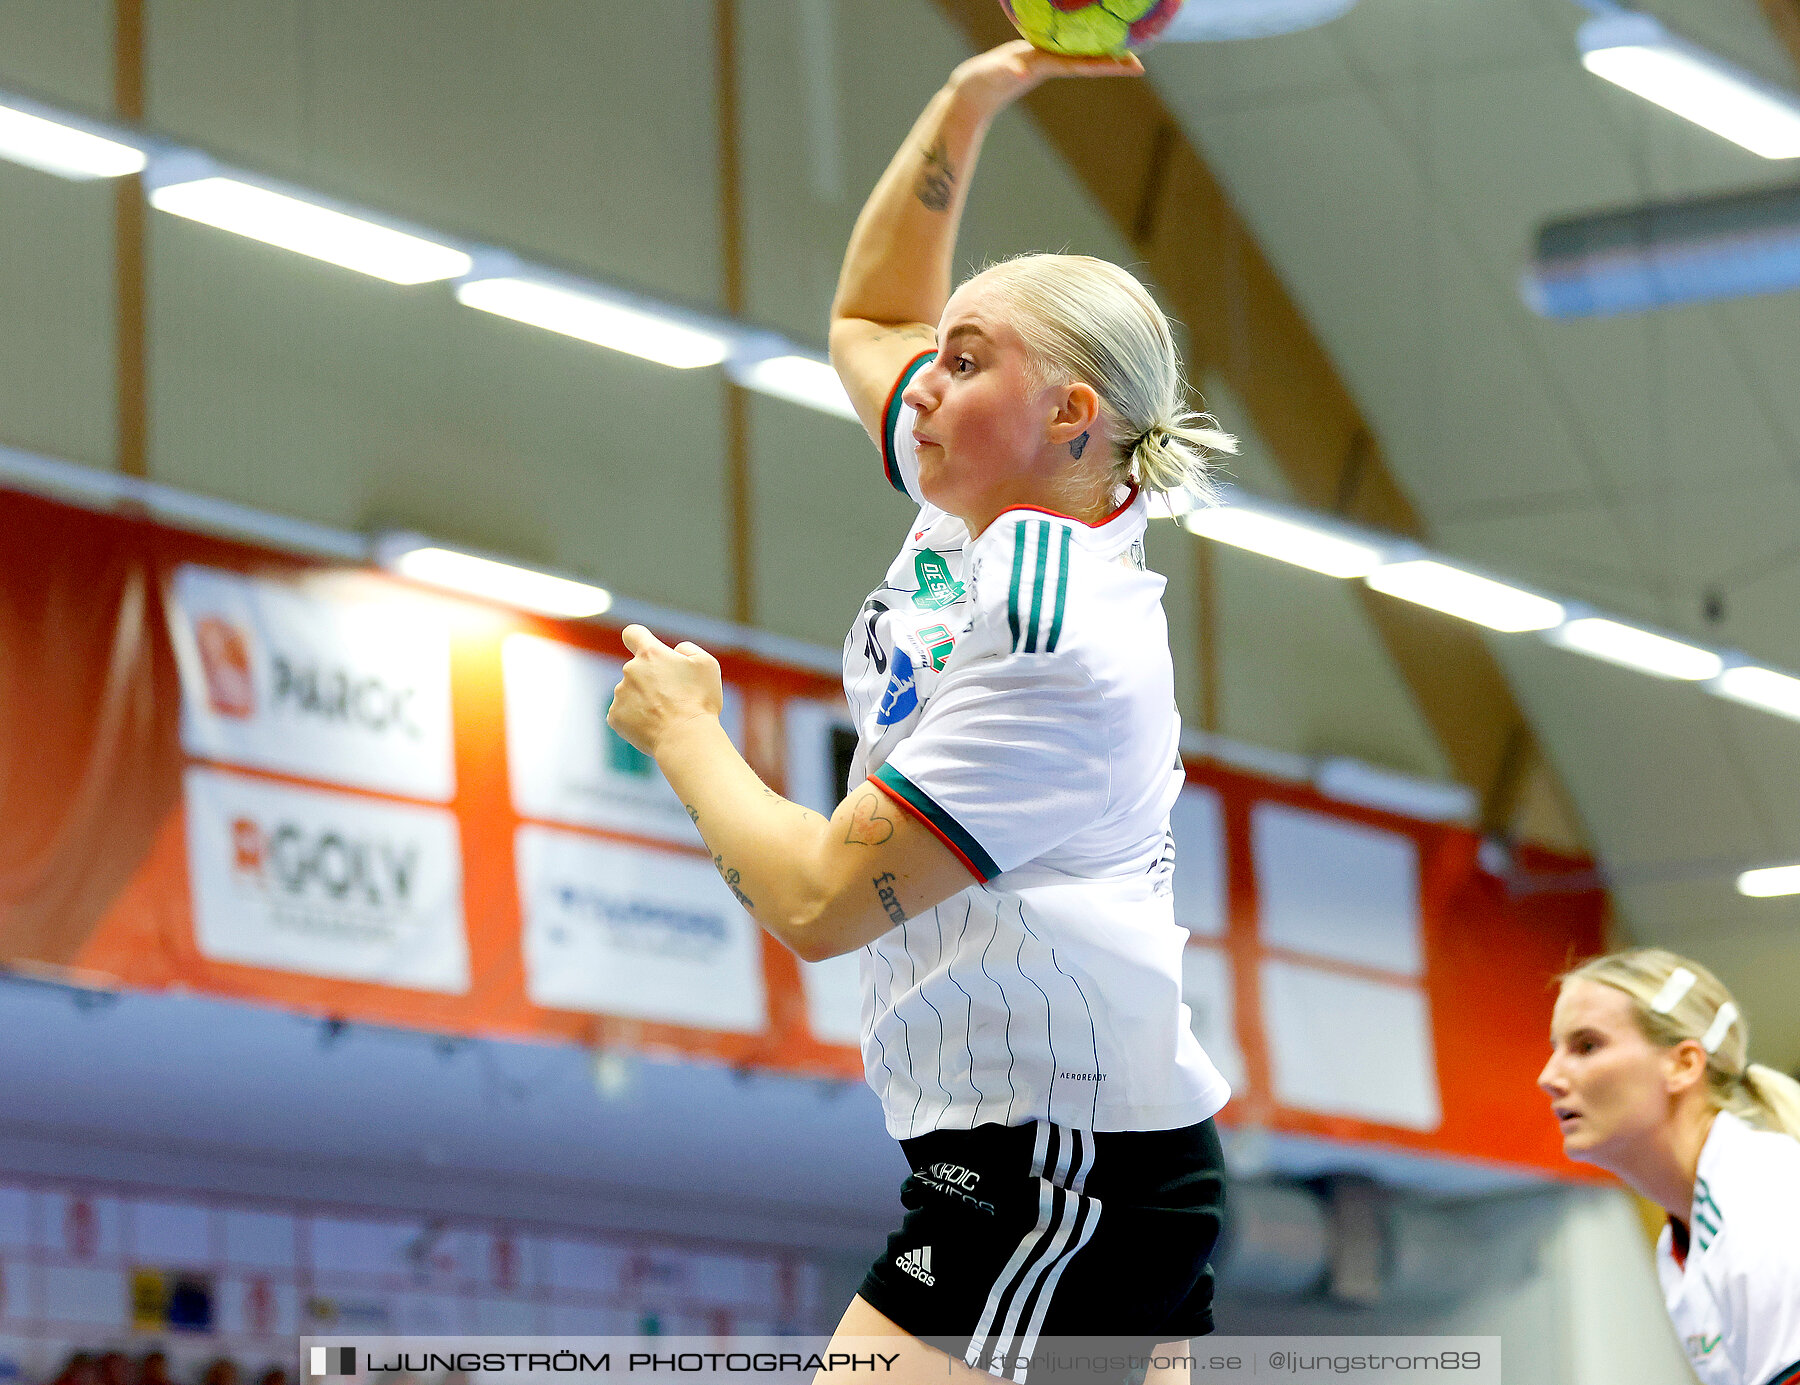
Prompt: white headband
<box><xmin>1650</xmin><ymin>968</ymin><xmax>1697</xmax><ymax>1014</ymax></box>
<box><xmin>1703</xmin><ymin>1002</ymin><xmax>1741</xmax><ymax>1055</ymax></box>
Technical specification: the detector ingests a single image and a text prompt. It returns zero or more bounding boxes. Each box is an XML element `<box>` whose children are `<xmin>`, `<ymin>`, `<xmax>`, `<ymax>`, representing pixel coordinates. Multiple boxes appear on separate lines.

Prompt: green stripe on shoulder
<box><xmin>1046</xmin><ymin>524</ymin><xmax>1072</xmax><ymax>652</ymax></box>
<box><xmin>872</xmin><ymin>763</ymin><xmax>1000</xmax><ymax>882</ymax></box>
<box><xmin>1023</xmin><ymin>520</ymin><xmax>1051</xmax><ymax>653</ymax></box>
<box><xmin>1007</xmin><ymin>518</ymin><xmax>1027</xmax><ymax>651</ymax></box>
<box><xmin>880</xmin><ymin>351</ymin><xmax>936</xmax><ymax>497</ymax></box>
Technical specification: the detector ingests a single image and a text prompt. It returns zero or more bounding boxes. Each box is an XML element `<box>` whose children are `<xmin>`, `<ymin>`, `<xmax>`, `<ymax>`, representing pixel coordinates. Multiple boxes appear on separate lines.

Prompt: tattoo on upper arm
<box><xmin>845</xmin><ymin>791</ymin><xmax>896</xmax><ymax>846</ymax></box>
<box><xmin>873</xmin><ymin>873</ymin><xmax>908</xmax><ymax>926</ymax></box>
<box><xmin>917</xmin><ymin>140</ymin><xmax>955</xmax><ymax>213</ymax></box>
<box><xmin>686</xmin><ymin>804</ymin><xmax>700</xmax><ymax>823</ymax></box>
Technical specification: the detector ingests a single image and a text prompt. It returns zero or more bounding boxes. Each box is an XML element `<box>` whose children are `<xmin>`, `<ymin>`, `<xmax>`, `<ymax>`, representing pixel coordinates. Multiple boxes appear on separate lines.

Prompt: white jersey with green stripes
<box><xmin>840</xmin><ymin>352</ymin><xmax>1231</xmax><ymax>1140</ymax></box>
<box><xmin>1656</xmin><ymin>1111</ymin><xmax>1800</xmax><ymax>1385</ymax></box>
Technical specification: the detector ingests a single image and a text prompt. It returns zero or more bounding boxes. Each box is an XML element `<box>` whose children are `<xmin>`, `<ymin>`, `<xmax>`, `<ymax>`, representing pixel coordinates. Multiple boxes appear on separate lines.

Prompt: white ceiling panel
<box><xmin>1716</xmin><ymin>291</ymin><xmax>1800</xmax><ymax>449</ymax></box>
<box><xmin>148</xmin><ymin>0</ymin><xmax>726</xmax><ymax>308</ymax></box>
<box><xmin>1431</xmin><ymin>505</ymin><xmax>1640</xmax><ymax>600</ymax></box>
<box><xmin>0</xmin><ymin>0</ymin><xmax>112</xmax><ymax>113</ymax></box>
<box><xmin>0</xmin><ymin>163</ymin><xmax>116</xmax><ymax>470</ymax></box>
<box><xmin>1718</xmin><ymin>568</ymin><xmax>1800</xmax><ymax>671</ymax></box>
<box><xmin>1329</xmin><ymin>0</ymin><xmax>1562</xmax><ymax>81</ymax></box>
<box><xmin>1493</xmin><ymin>635</ymin><xmax>1773</xmax><ymax>865</ymax></box>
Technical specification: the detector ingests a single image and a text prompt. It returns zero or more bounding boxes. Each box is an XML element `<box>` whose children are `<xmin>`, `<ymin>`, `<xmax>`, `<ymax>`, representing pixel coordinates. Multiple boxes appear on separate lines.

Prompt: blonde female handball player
<box><xmin>608</xmin><ymin>40</ymin><xmax>1236</xmax><ymax>1382</ymax></box>
<box><xmin>1539</xmin><ymin>949</ymin><xmax>1800</xmax><ymax>1385</ymax></box>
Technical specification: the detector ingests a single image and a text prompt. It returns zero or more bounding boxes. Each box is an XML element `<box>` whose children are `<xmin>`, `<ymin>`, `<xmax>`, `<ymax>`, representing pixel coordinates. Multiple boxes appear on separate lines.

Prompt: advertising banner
<box><xmin>0</xmin><ymin>483</ymin><xmax>1614</xmax><ymax>1178</ymax></box>
<box><xmin>170</xmin><ymin>565</ymin><xmax>455</xmax><ymax>802</ymax></box>
<box><xmin>184</xmin><ymin>766</ymin><xmax>470</xmax><ymax>993</ymax></box>
<box><xmin>517</xmin><ymin>827</ymin><xmax>767</xmax><ymax>1032</ymax></box>
<box><xmin>503</xmin><ymin>634</ymin><xmax>744</xmax><ymax>846</ymax></box>
<box><xmin>797</xmin><ymin>953</ymin><xmax>864</xmax><ymax>1049</ymax></box>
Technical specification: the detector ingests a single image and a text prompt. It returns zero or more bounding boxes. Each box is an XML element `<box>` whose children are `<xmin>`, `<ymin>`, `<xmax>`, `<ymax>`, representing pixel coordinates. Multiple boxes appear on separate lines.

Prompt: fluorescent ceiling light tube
<box><xmin>1550</xmin><ymin>617</ymin><xmax>1723</xmax><ymax>681</ymax></box>
<box><xmin>149</xmin><ymin>166</ymin><xmax>471</xmax><ymax>285</ymax></box>
<box><xmin>0</xmin><ymin>99</ymin><xmax>145</xmax><ymax>179</ymax></box>
<box><xmin>1737</xmin><ymin>864</ymin><xmax>1800</xmax><ymax>897</ymax></box>
<box><xmin>1524</xmin><ymin>183</ymin><xmax>1800</xmax><ymax>319</ymax></box>
<box><xmin>1365</xmin><ymin>560</ymin><xmax>1564</xmax><ymax>632</ymax></box>
<box><xmin>1711</xmin><ymin>664</ymin><xmax>1800</xmax><ymax>719</ymax></box>
<box><xmin>1579</xmin><ymin>15</ymin><xmax>1800</xmax><ymax>160</ymax></box>
<box><xmin>457</xmin><ymin>275</ymin><xmax>729</xmax><ymax>369</ymax></box>
<box><xmin>732</xmin><ymin>353</ymin><xmax>859</xmax><ymax>419</ymax></box>
<box><xmin>1183</xmin><ymin>506</ymin><xmax>1384</xmax><ymax>578</ymax></box>
<box><xmin>378</xmin><ymin>537</ymin><xmax>612</xmax><ymax>618</ymax></box>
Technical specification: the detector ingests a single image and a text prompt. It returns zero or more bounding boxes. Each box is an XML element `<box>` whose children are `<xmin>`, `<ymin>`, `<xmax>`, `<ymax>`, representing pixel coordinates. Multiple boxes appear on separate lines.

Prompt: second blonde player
<box><xmin>1540</xmin><ymin>948</ymin><xmax>1800</xmax><ymax>1385</ymax></box>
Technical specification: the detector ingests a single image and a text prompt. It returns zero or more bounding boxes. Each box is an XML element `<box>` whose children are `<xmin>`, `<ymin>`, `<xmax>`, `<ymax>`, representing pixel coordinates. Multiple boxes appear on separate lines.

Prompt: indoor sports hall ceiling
<box><xmin>0</xmin><ymin>0</ymin><xmax>1793</xmax><ymax>1070</ymax></box>
<box><xmin>1141</xmin><ymin>0</ymin><xmax>1800</xmax><ymax>1067</ymax></box>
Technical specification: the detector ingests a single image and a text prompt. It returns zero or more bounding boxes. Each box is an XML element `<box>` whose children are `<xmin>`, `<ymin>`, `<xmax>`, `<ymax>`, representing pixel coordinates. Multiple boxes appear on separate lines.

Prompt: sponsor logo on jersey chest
<box><xmin>916</xmin><ymin>623</ymin><xmax>956</xmax><ymax>672</ymax></box>
<box><xmin>875</xmin><ymin>647</ymin><xmax>918</xmax><ymax>726</ymax></box>
<box><xmin>911</xmin><ymin>549</ymin><xmax>964</xmax><ymax>610</ymax></box>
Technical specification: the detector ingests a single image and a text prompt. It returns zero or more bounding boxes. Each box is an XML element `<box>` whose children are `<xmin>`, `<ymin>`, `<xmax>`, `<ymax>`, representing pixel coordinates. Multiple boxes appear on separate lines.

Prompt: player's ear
<box><xmin>1663</xmin><ymin>1038</ymin><xmax>1709</xmax><ymax>1095</ymax></box>
<box><xmin>1046</xmin><ymin>382</ymin><xmax>1102</xmax><ymax>444</ymax></box>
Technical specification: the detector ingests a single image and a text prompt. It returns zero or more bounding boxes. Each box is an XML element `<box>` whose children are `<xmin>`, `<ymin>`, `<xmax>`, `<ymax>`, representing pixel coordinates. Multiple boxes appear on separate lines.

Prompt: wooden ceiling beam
<box><xmin>1757</xmin><ymin>0</ymin><xmax>1800</xmax><ymax>75</ymax></box>
<box><xmin>926</xmin><ymin>0</ymin><xmax>1582</xmax><ymax>845</ymax></box>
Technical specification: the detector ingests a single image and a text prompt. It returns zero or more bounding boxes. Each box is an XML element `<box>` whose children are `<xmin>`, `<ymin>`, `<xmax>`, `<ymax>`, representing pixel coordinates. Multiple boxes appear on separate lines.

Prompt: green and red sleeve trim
<box><xmin>880</xmin><ymin>350</ymin><xmax>937</xmax><ymax>497</ymax></box>
<box><xmin>871</xmin><ymin>763</ymin><xmax>998</xmax><ymax>883</ymax></box>
<box><xmin>1764</xmin><ymin>1360</ymin><xmax>1800</xmax><ymax>1385</ymax></box>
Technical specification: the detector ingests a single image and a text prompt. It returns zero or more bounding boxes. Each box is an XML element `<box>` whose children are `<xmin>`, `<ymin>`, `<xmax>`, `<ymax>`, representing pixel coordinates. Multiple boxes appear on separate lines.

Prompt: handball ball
<box><xmin>1000</xmin><ymin>0</ymin><xmax>1185</xmax><ymax>56</ymax></box>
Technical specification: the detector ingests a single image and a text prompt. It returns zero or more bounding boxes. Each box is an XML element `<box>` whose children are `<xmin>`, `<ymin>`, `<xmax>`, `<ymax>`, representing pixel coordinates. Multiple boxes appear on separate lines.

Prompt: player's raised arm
<box><xmin>828</xmin><ymin>40</ymin><xmax>1141</xmax><ymax>445</ymax></box>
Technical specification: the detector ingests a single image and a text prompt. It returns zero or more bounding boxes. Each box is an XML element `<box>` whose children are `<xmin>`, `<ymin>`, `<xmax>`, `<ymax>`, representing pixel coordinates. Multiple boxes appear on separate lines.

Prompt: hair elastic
<box><xmin>1702</xmin><ymin>1002</ymin><xmax>1740</xmax><ymax>1055</ymax></box>
<box><xmin>1649</xmin><ymin>967</ymin><xmax>1697</xmax><ymax>1014</ymax></box>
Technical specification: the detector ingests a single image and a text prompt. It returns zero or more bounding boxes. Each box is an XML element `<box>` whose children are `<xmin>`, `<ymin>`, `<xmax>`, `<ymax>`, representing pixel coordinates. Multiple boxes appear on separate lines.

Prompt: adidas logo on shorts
<box><xmin>895</xmin><ymin>1245</ymin><xmax>935</xmax><ymax>1286</ymax></box>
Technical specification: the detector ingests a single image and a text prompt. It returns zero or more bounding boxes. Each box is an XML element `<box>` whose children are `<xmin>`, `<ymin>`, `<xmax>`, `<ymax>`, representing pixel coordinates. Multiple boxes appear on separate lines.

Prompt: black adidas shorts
<box><xmin>858</xmin><ymin>1119</ymin><xmax>1226</xmax><ymax>1380</ymax></box>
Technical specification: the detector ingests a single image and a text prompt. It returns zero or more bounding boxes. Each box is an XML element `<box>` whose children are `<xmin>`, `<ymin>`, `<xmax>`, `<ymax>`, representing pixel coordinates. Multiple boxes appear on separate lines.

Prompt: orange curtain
<box><xmin>0</xmin><ymin>489</ymin><xmax>181</xmax><ymax>966</ymax></box>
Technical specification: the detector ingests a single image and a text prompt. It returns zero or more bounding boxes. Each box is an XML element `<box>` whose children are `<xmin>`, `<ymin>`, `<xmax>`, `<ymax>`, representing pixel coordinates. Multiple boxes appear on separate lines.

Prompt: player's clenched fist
<box><xmin>605</xmin><ymin>624</ymin><xmax>724</xmax><ymax>757</ymax></box>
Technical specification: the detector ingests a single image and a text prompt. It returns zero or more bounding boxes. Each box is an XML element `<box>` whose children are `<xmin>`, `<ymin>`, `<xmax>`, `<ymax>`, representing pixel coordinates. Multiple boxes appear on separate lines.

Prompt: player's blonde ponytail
<box><xmin>1564</xmin><ymin>948</ymin><xmax>1800</xmax><ymax>1141</ymax></box>
<box><xmin>970</xmin><ymin>254</ymin><xmax>1237</xmax><ymax>503</ymax></box>
<box><xmin>1742</xmin><ymin>1063</ymin><xmax>1800</xmax><ymax>1140</ymax></box>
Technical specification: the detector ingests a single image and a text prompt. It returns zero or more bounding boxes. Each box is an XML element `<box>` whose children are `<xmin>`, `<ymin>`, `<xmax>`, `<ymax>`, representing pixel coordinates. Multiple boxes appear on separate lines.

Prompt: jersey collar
<box><xmin>1671</xmin><ymin>1109</ymin><xmax>1743</xmax><ymax>1271</ymax></box>
<box><xmin>987</xmin><ymin>485</ymin><xmax>1147</xmax><ymax>560</ymax></box>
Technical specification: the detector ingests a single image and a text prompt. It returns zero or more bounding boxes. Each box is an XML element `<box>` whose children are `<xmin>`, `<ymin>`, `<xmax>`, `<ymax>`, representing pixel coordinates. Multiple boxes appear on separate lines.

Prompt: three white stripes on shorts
<box><xmin>965</xmin><ymin>1122</ymin><xmax>1100</xmax><ymax>1384</ymax></box>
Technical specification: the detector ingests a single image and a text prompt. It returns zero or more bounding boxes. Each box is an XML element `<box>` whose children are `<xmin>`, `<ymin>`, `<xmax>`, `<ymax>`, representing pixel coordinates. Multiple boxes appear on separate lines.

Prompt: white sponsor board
<box><xmin>517</xmin><ymin>827</ymin><xmax>767</xmax><ymax>1032</ymax></box>
<box><xmin>170</xmin><ymin>565</ymin><xmax>455</xmax><ymax>801</ymax></box>
<box><xmin>783</xmin><ymin>699</ymin><xmax>855</xmax><ymax>815</ymax></box>
<box><xmin>184</xmin><ymin>767</ymin><xmax>469</xmax><ymax>992</ymax></box>
<box><xmin>1261</xmin><ymin>959</ymin><xmax>1442</xmax><ymax>1130</ymax></box>
<box><xmin>504</xmin><ymin>635</ymin><xmax>745</xmax><ymax>845</ymax></box>
<box><xmin>1182</xmin><ymin>943</ymin><xmax>1246</xmax><ymax>1095</ymax></box>
<box><xmin>1170</xmin><ymin>784</ymin><xmax>1228</xmax><ymax>939</ymax></box>
<box><xmin>799</xmin><ymin>951</ymin><xmax>863</xmax><ymax>1048</ymax></box>
<box><xmin>1251</xmin><ymin>802</ymin><xmax>1423</xmax><ymax>976</ymax></box>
